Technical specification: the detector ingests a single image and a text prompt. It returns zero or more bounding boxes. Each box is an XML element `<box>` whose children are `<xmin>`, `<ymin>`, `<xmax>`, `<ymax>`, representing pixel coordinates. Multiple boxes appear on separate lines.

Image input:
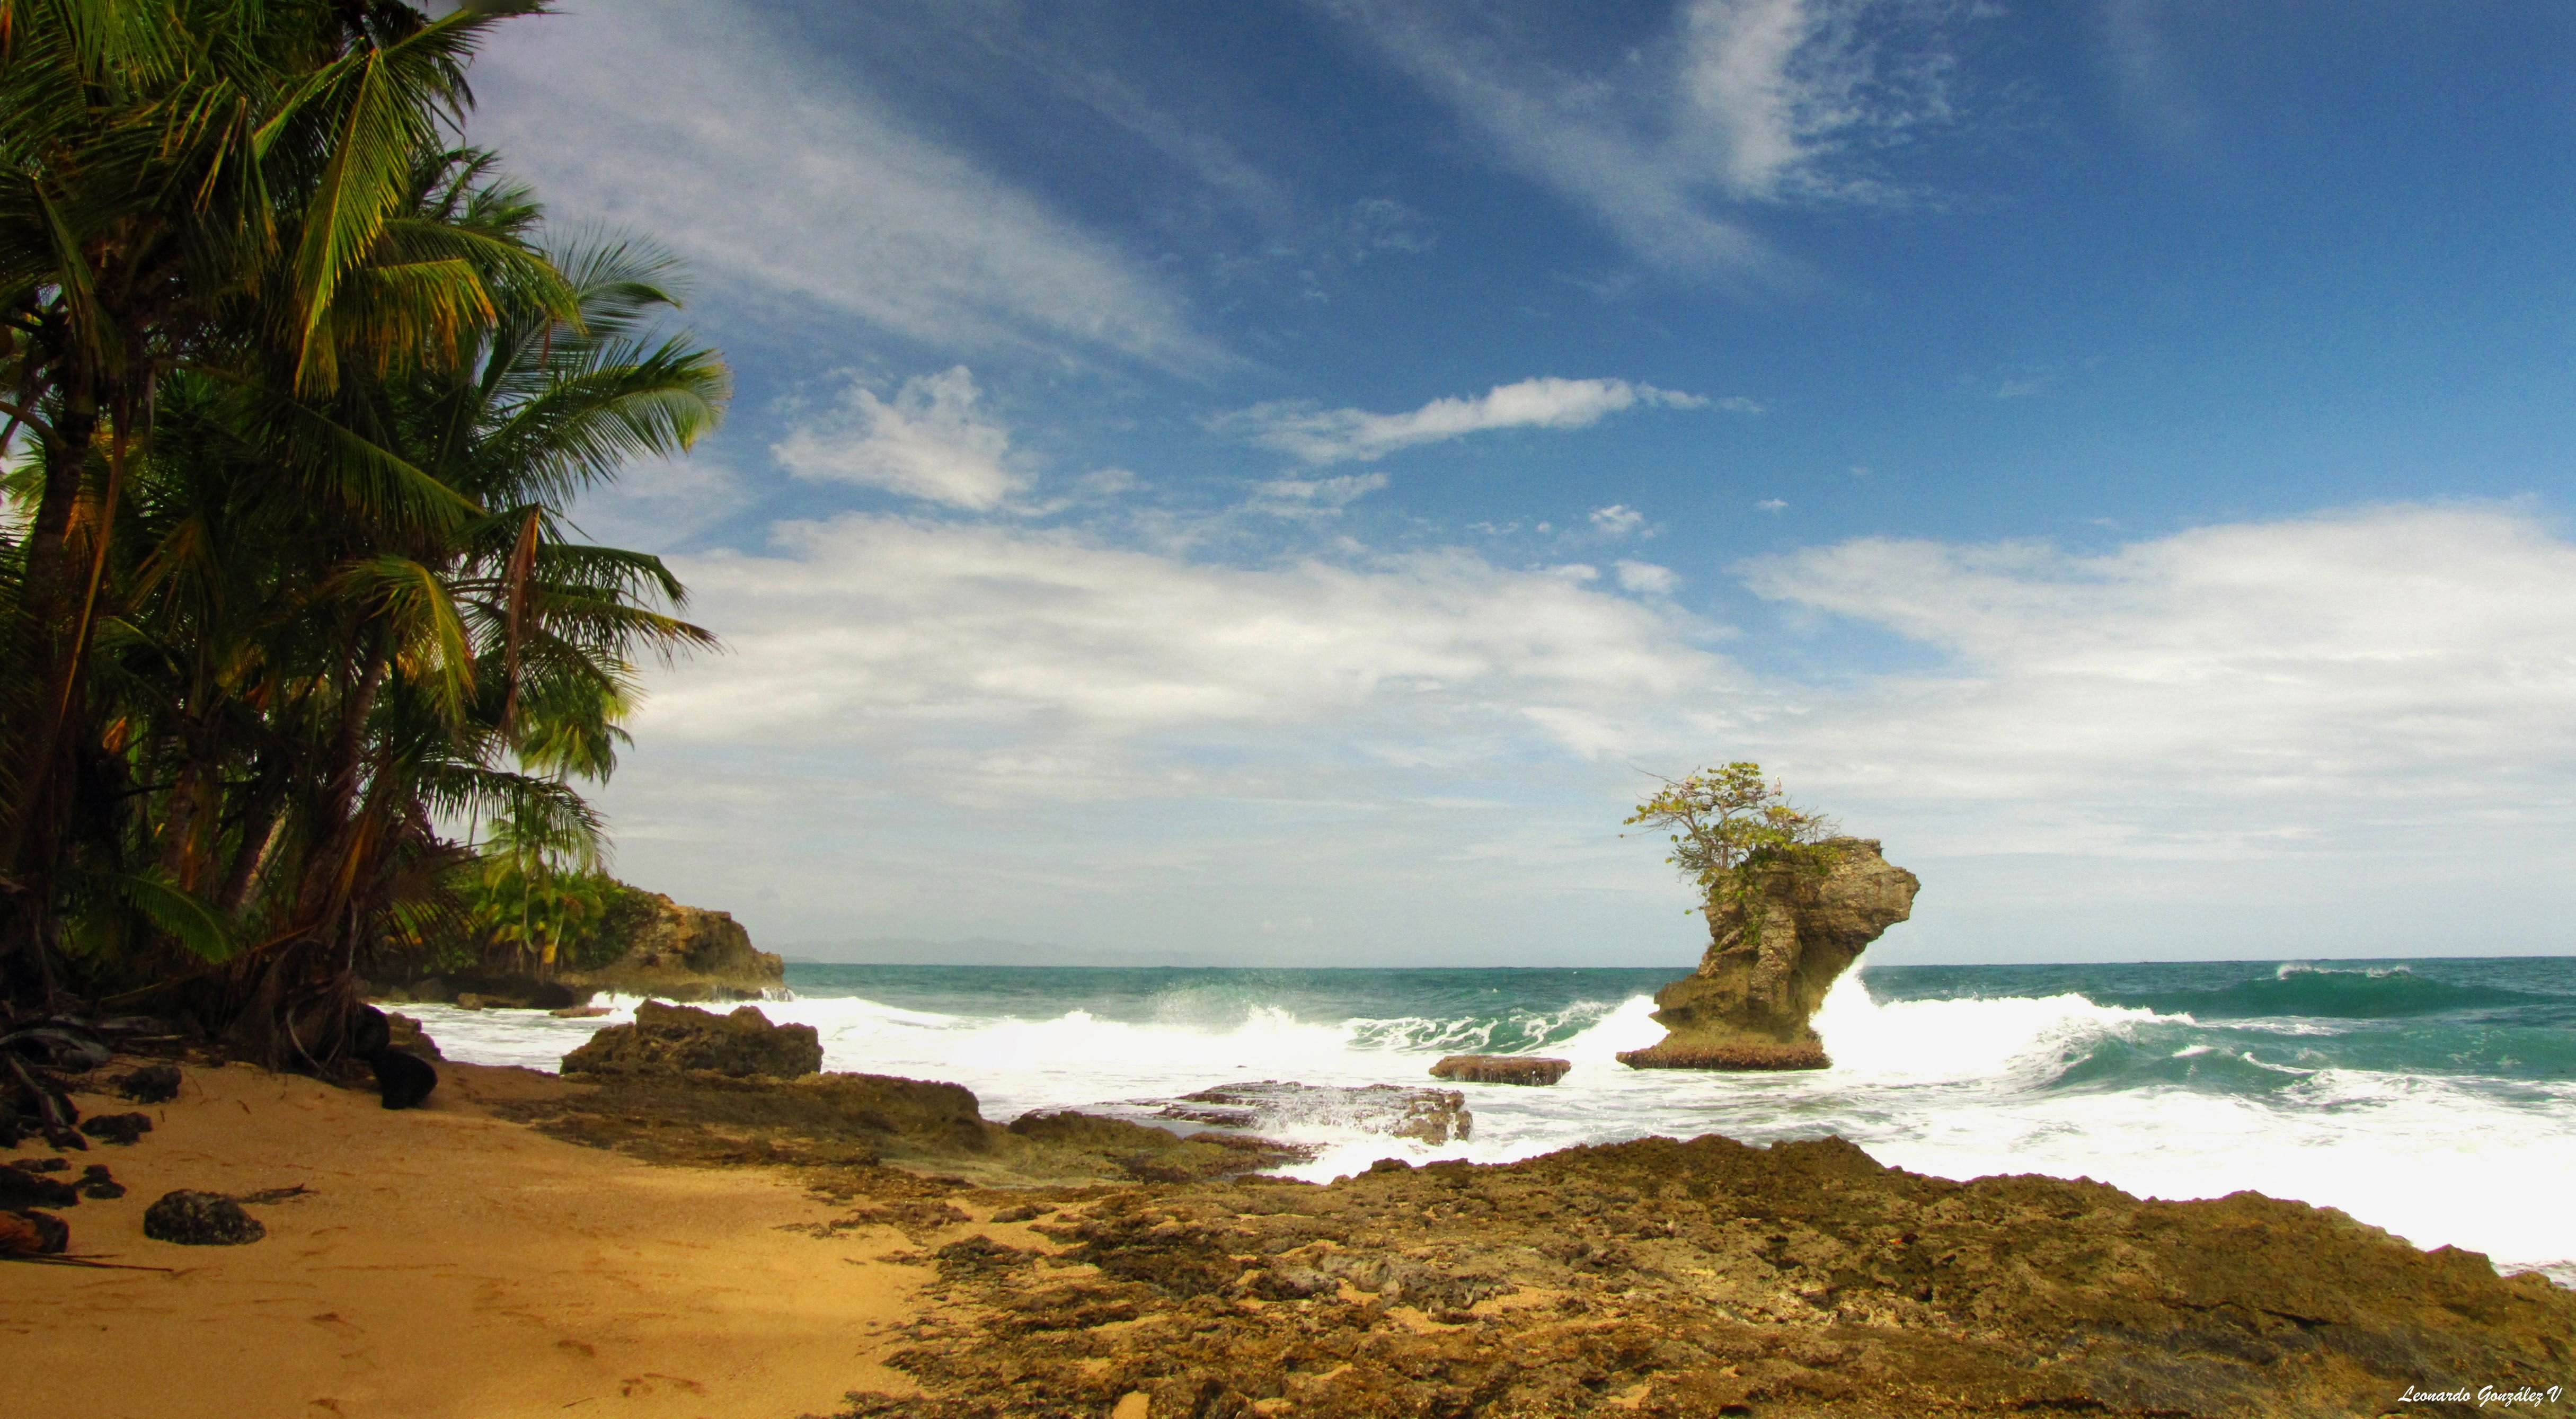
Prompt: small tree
<box><xmin>1624</xmin><ymin>763</ymin><xmax>1839</xmax><ymax>919</ymax></box>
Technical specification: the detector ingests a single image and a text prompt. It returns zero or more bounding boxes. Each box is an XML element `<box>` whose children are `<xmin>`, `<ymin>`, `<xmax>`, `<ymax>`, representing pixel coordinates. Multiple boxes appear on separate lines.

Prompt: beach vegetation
<box><xmin>0</xmin><ymin>1</ymin><xmax>725</xmax><ymax>1064</ymax></box>
<box><xmin>1624</xmin><ymin>762</ymin><xmax>1840</xmax><ymax>920</ymax></box>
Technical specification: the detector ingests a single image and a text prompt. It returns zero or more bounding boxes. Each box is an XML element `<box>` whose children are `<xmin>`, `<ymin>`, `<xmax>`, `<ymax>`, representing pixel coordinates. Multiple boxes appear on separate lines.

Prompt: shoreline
<box><xmin>6</xmin><ymin>1040</ymin><xmax>2571</xmax><ymax>1417</ymax></box>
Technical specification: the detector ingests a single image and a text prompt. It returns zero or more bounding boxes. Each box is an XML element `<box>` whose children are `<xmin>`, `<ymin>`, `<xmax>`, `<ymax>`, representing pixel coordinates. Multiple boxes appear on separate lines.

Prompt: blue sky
<box><xmin>467</xmin><ymin>1</ymin><xmax>2576</xmax><ymax>965</ymax></box>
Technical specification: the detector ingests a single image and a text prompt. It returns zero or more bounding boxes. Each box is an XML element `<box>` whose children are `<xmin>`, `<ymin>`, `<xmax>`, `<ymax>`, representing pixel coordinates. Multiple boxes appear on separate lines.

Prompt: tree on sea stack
<box><xmin>1623</xmin><ymin>762</ymin><xmax>1842</xmax><ymax>925</ymax></box>
<box><xmin>1618</xmin><ymin>764</ymin><xmax>1918</xmax><ymax>1071</ymax></box>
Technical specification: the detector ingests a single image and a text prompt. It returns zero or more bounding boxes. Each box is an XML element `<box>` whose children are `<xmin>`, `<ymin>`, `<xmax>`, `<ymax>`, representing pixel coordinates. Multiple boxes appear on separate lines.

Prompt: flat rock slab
<box><xmin>1084</xmin><ymin>1080</ymin><xmax>1472</xmax><ymax>1145</ymax></box>
<box><xmin>1429</xmin><ymin>1054</ymin><xmax>1571</xmax><ymax>1086</ymax></box>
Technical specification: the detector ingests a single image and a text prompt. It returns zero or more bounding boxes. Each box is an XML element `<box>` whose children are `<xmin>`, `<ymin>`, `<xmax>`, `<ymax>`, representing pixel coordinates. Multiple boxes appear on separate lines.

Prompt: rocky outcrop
<box><xmin>559</xmin><ymin>1001</ymin><xmax>822</xmax><ymax>1079</ymax></box>
<box><xmin>556</xmin><ymin>893</ymin><xmax>783</xmax><ymax>1001</ymax></box>
<box><xmin>844</xmin><ymin>1133</ymin><xmax>2576</xmax><ymax>1417</ymax></box>
<box><xmin>1430</xmin><ymin>1054</ymin><xmax>1571</xmax><ymax>1086</ymax></box>
<box><xmin>1619</xmin><ymin>837</ymin><xmax>1918</xmax><ymax>1070</ymax></box>
<box><xmin>1123</xmin><ymin>1081</ymin><xmax>1472</xmax><ymax>1146</ymax></box>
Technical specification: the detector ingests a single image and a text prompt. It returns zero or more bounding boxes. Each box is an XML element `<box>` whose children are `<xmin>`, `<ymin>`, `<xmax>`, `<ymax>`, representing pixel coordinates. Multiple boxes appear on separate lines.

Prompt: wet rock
<box><xmin>384</xmin><ymin>1012</ymin><xmax>443</xmax><ymax>1062</ymax></box>
<box><xmin>1</xmin><ymin>1207</ymin><xmax>68</xmax><ymax>1255</ymax></box>
<box><xmin>560</xmin><ymin>1000</ymin><xmax>822</xmax><ymax>1079</ymax></box>
<box><xmin>1135</xmin><ymin>1080</ymin><xmax>1471</xmax><ymax>1145</ymax></box>
<box><xmin>1621</xmin><ymin>837</ymin><xmax>1918</xmax><ymax>1071</ymax></box>
<box><xmin>78</xmin><ymin>1112</ymin><xmax>153</xmax><ymax>1145</ymax></box>
<box><xmin>1006</xmin><ymin>1110</ymin><xmax>1309</xmax><ymax>1182</ymax></box>
<box><xmin>550</xmin><ymin>1004</ymin><xmax>612</xmax><ymax>1018</ymax></box>
<box><xmin>0</xmin><ymin>1160</ymin><xmax>79</xmax><ymax>1208</ymax></box>
<box><xmin>1430</xmin><ymin>1054</ymin><xmax>1571</xmax><ymax>1086</ymax></box>
<box><xmin>110</xmin><ymin>1063</ymin><xmax>182</xmax><ymax>1104</ymax></box>
<box><xmin>76</xmin><ymin>1164</ymin><xmax>125</xmax><ymax>1200</ymax></box>
<box><xmin>143</xmin><ymin>1190</ymin><xmax>265</xmax><ymax>1246</ymax></box>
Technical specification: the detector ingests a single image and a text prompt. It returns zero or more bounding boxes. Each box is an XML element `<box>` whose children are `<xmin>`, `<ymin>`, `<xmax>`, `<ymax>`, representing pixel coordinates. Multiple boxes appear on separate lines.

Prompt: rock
<box><xmin>78</xmin><ymin>1112</ymin><xmax>152</xmax><ymax>1145</ymax></box>
<box><xmin>550</xmin><ymin>1004</ymin><xmax>611</xmax><ymax>1018</ymax></box>
<box><xmin>1619</xmin><ymin>837</ymin><xmax>1918</xmax><ymax>1071</ymax></box>
<box><xmin>384</xmin><ymin>1013</ymin><xmax>443</xmax><ymax>1062</ymax></box>
<box><xmin>1135</xmin><ymin>1080</ymin><xmax>1471</xmax><ymax>1145</ymax></box>
<box><xmin>370</xmin><ymin>1049</ymin><xmax>438</xmax><ymax>1110</ymax></box>
<box><xmin>559</xmin><ymin>1000</ymin><xmax>822</xmax><ymax>1079</ymax></box>
<box><xmin>0</xmin><ymin>1161</ymin><xmax>80</xmax><ymax>1208</ymax></box>
<box><xmin>143</xmin><ymin>1190</ymin><xmax>265</xmax><ymax>1246</ymax></box>
<box><xmin>8</xmin><ymin>1155</ymin><xmax>67</xmax><ymax>1172</ymax></box>
<box><xmin>1430</xmin><ymin>1054</ymin><xmax>1571</xmax><ymax>1086</ymax></box>
<box><xmin>556</xmin><ymin>892</ymin><xmax>785</xmax><ymax>1001</ymax></box>
<box><xmin>454</xmin><ymin>992</ymin><xmax>485</xmax><ymax>1010</ymax></box>
<box><xmin>110</xmin><ymin>1063</ymin><xmax>182</xmax><ymax>1104</ymax></box>
<box><xmin>76</xmin><ymin>1164</ymin><xmax>124</xmax><ymax>1200</ymax></box>
<box><xmin>1</xmin><ymin>1207</ymin><xmax>68</xmax><ymax>1255</ymax></box>
<box><xmin>1006</xmin><ymin>1110</ymin><xmax>1311</xmax><ymax>1182</ymax></box>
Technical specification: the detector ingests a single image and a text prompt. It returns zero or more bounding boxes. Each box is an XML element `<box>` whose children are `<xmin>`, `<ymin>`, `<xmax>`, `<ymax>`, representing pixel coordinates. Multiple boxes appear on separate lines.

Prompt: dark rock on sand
<box><xmin>0</xmin><ymin>1160</ymin><xmax>80</xmax><ymax>1208</ymax></box>
<box><xmin>370</xmin><ymin>1049</ymin><xmax>439</xmax><ymax>1110</ymax></box>
<box><xmin>109</xmin><ymin>1063</ymin><xmax>182</xmax><ymax>1104</ymax></box>
<box><xmin>1</xmin><ymin>1207</ymin><xmax>69</xmax><ymax>1255</ymax></box>
<box><xmin>8</xmin><ymin>1155</ymin><xmax>67</xmax><ymax>1172</ymax></box>
<box><xmin>1620</xmin><ymin>836</ymin><xmax>1918</xmax><ymax>1071</ymax></box>
<box><xmin>78</xmin><ymin>1111</ymin><xmax>152</xmax><ymax>1145</ymax></box>
<box><xmin>76</xmin><ymin>1164</ymin><xmax>124</xmax><ymax>1200</ymax></box>
<box><xmin>1430</xmin><ymin>1054</ymin><xmax>1571</xmax><ymax>1086</ymax></box>
<box><xmin>143</xmin><ymin>1190</ymin><xmax>265</xmax><ymax>1245</ymax></box>
<box><xmin>1136</xmin><ymin>1080</ymin><xmax>1471</xmax><ymax>1145</ymax></box>
<box><xmin>560</xmin><ymin>1001</ymin><xmax>823</xmax><ymax>1079</ymax></box>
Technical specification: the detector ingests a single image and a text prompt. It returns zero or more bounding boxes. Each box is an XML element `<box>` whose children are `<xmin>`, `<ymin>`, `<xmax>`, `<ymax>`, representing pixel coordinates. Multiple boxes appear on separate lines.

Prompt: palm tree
<box><xmin>0</xmin><ymin>0</ymin><xmax>559</xmax><ymax>1007</ymax></box>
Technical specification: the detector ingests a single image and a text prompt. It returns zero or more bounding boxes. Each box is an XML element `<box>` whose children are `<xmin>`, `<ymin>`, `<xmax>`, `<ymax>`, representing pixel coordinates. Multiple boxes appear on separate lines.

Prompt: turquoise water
<box><xmin>417</xmin><ymin>955</ymin><xmax>2576</xmax><ymax>1284</ymax></box>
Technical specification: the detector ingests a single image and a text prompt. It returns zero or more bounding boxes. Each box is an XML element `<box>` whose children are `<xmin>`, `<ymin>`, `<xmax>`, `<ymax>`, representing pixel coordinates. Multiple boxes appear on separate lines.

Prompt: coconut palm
<box><xmin>0</xmin><ymin>0</ymin><xmax>562</xmax><ymax>1008</ymax></box>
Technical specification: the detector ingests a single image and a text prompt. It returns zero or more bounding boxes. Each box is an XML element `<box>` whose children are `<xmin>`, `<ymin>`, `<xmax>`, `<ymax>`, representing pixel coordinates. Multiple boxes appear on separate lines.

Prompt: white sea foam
<box><xmin>405</xmin><ymin>971</ymin><xmax>2576</xmax><ymax>1283</ymax></box>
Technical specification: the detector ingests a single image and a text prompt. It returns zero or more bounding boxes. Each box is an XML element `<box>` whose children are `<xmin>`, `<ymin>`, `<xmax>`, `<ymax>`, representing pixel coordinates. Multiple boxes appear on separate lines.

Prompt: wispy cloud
<box><xmin>1222</xmin><ymin>376</ymin><xmax>1716</xmax><ymax>465</ymax></box>
<box><xmin>1323</xmin><ymin>0</ymin><xmax>1979</xmax><ymax>277</ymax></box>
<box><xmin>1590</xmin><ymin>504</ymin><xmax>1649</xmax><ymax>537</ymax></box>
<box><xmin>773</xmin><ymin>368</ymin><xmax>1028</xmax><ymax>512</ymax></box>
<box><xmin>469</xmin><ymin>1</ymin><xmax>1214</xmax><ymax>367</ymax></box>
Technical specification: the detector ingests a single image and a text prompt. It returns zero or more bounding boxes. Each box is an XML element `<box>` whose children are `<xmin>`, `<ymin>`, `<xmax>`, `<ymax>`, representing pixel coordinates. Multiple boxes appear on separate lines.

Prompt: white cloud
<box><xmin>1616</xmin><ymin>560</ymin><xmax>1680</xmax><ymax>596</ymax></box>
<box><xmin>467</xmin><ymin>1</ymin><xmax>1212</xmax><ymax>366</ymax></box>
<box><xmin>638</xmin><ymin>516</ymin><xmax>1730</xmax><ymax>764</ymax></box>
<box><xmin>773</xmin><ymin>368</ymin><xmax>1026</xmax><ymax>511</ymax></box>
<box><xmin>1245</xmin><ymin>472</ymin><xmax>1391</xmax><ymax>520</ymax></box>
<box><xmin>1737</xmin><ymin>505</ymin><xmax>2576</xmax><ymax>857</ymax></box>
<box><xmin>1225</xmin><ymin>377</ymin><xmax>1711</xmax><ymax>465</ymax></box>
<box><xmin>1757</xmin><ymin>498</ymin><xmax>1788</xmax><ymax>512</ymax></box>
<box><xmin>1326</xmin><ymin>0</ymin><xmax>1975</xmax><ymax>277</ymax></box>
<box><xmin>1591</xmin><ymin>504</ymin><xmax>1648</xmax><ymax>537</ymax></box>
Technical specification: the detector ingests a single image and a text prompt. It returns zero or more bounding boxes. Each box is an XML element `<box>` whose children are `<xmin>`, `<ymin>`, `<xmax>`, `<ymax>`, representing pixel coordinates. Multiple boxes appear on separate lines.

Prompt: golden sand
<box><xmin>3</xmin><ymin>1061</ymin><xmax>941</xmax><ymax>1419</ymax></box>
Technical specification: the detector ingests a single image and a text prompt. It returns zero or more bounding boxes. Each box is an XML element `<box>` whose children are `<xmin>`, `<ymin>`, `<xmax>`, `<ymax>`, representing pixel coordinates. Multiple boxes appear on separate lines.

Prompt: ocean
<box><xmin>411</xmin><ymin>955</ymin><xmax>2576</xmax><ymax>1287</ymax></box>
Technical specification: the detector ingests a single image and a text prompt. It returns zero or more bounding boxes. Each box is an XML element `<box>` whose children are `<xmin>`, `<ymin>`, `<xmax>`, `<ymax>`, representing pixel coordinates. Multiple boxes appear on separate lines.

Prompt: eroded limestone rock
<box><xmin>559</xmin><ymin>1001</ymin><xmax>822</xmax><ymax>1079</ymax></box>
<box><xmin>1619</xmin><ymin>837</ymin><xmax>1918</xmax><ymax>1070</ymax></box>
<box><xmin>1430</xmin><ymin>1054</ymin><xmax>1571</xmax><ymax>1086</ymax></box>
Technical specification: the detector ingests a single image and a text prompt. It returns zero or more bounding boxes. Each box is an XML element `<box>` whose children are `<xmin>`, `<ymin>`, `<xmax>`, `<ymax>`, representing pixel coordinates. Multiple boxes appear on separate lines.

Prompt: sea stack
<box><xmin>1618</xmin><ymin>837</ymin><xmax>1917</xmax><ymax>1070</ymax></box>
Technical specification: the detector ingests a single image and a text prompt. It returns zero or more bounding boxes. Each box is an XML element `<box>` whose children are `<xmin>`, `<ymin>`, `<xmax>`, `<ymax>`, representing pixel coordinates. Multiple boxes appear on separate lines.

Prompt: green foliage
<box><xmin>1624</xmin><ymin>763</ymin><xmax>1841</xmax><ymax>921</ymax></box>
<box><xmin>0</xmin><ymin>4</ymin><xmax>728</xmax><ymax>1051</ymax></box>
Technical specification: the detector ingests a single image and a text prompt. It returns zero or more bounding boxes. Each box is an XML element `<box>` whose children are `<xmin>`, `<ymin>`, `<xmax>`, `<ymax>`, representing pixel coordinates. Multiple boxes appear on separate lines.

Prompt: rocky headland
<box><xmin>371</xmin><ymin>890</ymin><xmax>784</xmax><ymax>1009</ymax></box>
<box><xmin>1620</xmin><ymin>837</ymin><xmax>1919</xmax><ymax>1070</ymax></box>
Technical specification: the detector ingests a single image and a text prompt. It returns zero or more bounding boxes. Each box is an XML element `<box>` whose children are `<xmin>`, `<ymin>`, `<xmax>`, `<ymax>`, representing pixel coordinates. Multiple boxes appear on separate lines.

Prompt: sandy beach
<box><xmin>0</xmin><ymin>1061</ymin><xmax>1007</xmax><ymax>1419</ymax></box>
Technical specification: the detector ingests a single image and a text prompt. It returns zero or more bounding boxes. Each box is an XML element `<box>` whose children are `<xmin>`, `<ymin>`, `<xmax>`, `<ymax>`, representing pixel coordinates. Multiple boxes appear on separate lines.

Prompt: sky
<box><xmin>464</xmin><ymin>0</ymin><xmax>2576</xmax><ymax>966</ymax></box>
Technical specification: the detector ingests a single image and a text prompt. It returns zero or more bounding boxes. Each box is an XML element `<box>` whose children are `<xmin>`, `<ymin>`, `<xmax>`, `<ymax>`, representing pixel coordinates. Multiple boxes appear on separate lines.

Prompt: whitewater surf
<box><xmin>405</xmin><ymin>956</ymin><xmax>2576</xmax><ymax>1287</ymax></box>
